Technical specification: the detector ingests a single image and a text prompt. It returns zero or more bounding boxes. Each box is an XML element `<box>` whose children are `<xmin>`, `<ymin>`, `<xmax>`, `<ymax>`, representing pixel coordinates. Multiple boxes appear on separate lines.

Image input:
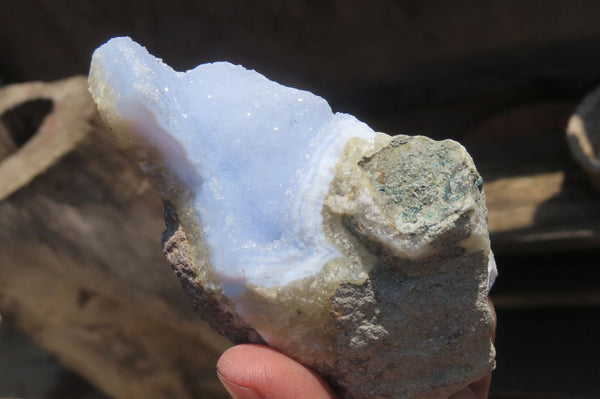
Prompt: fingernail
<box><xmin>217</xmin><ymin>369</ymin><xmax>263</xmax><ymax>399</ymax></box>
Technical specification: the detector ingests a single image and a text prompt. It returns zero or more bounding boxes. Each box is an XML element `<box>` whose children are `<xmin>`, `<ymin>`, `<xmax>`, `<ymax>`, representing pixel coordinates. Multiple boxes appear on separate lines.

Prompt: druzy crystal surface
<box><xmin>89</xmin><ymin>37</ymin><xmax>374</xmax><ymax>294</ymax></box>
<box><xmin>89</xmin><ymin>37</ymin><xmax>496</xmax><ymax>399</ymax></box>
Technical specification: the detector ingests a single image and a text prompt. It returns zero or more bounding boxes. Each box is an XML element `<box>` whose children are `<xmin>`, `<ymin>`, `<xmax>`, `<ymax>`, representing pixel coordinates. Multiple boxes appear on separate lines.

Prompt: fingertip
<box><xmin>217</xmin><ymin>344</ymin><xmax>336</xmax><ymax>399</ymax></box>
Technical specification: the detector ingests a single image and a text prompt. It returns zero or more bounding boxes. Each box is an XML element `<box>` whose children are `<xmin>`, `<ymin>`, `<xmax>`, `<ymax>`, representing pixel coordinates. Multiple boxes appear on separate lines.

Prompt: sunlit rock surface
<box><xmin>89</xmin><ymin>37</ymin><xmax>496</xmax><ymax>399</ymax></box>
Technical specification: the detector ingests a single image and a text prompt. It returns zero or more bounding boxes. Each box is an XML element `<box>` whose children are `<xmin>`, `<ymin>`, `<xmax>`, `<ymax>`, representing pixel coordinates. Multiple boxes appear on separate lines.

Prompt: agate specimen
<box><xmin>89</xmin><ymin>37</ymin><xmax>496</xmax><ymax>399</ymax></box>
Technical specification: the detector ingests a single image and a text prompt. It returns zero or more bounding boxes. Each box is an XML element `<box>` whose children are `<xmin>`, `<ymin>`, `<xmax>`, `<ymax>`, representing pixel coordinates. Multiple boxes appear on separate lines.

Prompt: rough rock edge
<box><xmin>161</xmin><ymin>201</ymin><xmax>266</xmax><ymax>346</ymax></box>
<box><xmin>158</xmin><ymin>135</ymin><xmax>495</xmax><ymax>399</ymax></box>
<box><xmin>88</xmin><ymin>43</ymin><xmax>494</xmax><ymax>397</ymax></box>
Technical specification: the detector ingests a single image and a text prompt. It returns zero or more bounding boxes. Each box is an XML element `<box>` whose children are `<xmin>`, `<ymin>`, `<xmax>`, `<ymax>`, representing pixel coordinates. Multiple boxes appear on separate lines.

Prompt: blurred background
<box><xmin>1</xmin><ymin>1</ymin><xmax>600</xmax><ymax>398</ymax></box>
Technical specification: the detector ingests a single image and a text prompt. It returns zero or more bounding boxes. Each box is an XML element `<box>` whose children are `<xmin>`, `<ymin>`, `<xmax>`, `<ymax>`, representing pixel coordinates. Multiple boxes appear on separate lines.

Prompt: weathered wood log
<box><xmin>567</xmin><ymin>85</ymin><xmax>600</xmax><ymax>193</ymax></box>
<box><xmin>0</xmin><ymin>77</ymin><xmax>230</xmax><ymax>399</ymax></box>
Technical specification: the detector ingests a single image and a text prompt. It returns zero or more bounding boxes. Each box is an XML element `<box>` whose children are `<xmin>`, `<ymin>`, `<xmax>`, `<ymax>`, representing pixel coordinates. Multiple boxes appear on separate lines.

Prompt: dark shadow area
<box><xmin>462</xmin><ymin>99</ymin><xmax>577</xmax><ymax>182</ymax></box>
<box><xmin>0</xmin><ymin>98</ymin><xmax>53</xmax><ymax>148</ymax></box>
<box><xmin>491</xmin><ymin>307</ymin><xmax>600</xmax><ymax>398</ymax></box>
<box><xmin>491</xmin><ymin>250</ymin><xmax>600</xmax><ymax>298</ymax></box>
<box><xmin>0</xmin><ymin>320</ymin><xmax>108</xmax><ymax>399</ymax></box>
<box><xmin>490</xmin><ymin>250</ymin><xmax>600</xmax><ymax>398</ymax></box>
<box><xmin>339</xmin><ymin>39</ymin><xmax>600</xmax><ymax>138</ymax></box>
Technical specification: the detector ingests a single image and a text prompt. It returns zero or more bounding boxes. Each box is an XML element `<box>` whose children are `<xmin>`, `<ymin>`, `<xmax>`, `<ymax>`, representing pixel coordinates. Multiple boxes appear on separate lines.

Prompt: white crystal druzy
<box><xmin>89</xmin><ymin>37</ymin><xmax>375</xmax><ymax>294</ymax></box>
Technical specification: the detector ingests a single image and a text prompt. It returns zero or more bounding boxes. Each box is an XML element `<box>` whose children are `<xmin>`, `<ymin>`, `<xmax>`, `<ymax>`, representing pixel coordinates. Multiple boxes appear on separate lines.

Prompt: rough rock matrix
<box><xmin>89</xmin><ymin>37</ymin><xmax>496</xmax><ymax>399</ymax></box>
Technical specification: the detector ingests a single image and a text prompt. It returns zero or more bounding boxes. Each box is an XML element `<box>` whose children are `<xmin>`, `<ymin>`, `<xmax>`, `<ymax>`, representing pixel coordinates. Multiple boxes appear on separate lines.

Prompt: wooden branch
<box><xmin>567</xmin><ymin>85</ymin><xmax>600</xmax><ymax>192</ymax></box>
<box><xmin>0</xmin><ymin>77</ymin><xmax>229</xmax><ymax>399</ymax></box>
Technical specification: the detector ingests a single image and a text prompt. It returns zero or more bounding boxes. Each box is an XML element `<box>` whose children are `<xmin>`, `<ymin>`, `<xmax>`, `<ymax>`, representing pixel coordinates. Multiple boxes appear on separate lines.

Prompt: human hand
<box><xmin>217</xmin><ymin>300</ymin><xmax>496</xmax><ymax>399</ymax></box>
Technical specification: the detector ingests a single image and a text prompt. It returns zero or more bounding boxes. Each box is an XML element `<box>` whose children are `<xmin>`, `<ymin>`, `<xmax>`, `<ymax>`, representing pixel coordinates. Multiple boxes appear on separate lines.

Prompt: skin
<box><xmin>217</xmin><ymin>299</ymin><xmax>497</xmax><ymax>399</ymax></box>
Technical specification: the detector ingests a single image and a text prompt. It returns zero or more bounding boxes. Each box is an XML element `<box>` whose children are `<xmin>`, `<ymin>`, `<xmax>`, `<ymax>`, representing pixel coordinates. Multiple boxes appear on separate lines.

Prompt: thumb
<box><xmin>217</xmin><ymin>344</ymin><xmax>336</xmax><ymax>399</ymax></box>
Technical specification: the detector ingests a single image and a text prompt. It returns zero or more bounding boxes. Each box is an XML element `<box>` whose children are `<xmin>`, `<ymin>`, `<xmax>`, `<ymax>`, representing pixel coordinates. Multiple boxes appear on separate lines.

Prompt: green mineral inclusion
<box><xmin>362</xmin><ymin>136</ymin><xmax>483</xmax><ymax>228</ymax></box>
